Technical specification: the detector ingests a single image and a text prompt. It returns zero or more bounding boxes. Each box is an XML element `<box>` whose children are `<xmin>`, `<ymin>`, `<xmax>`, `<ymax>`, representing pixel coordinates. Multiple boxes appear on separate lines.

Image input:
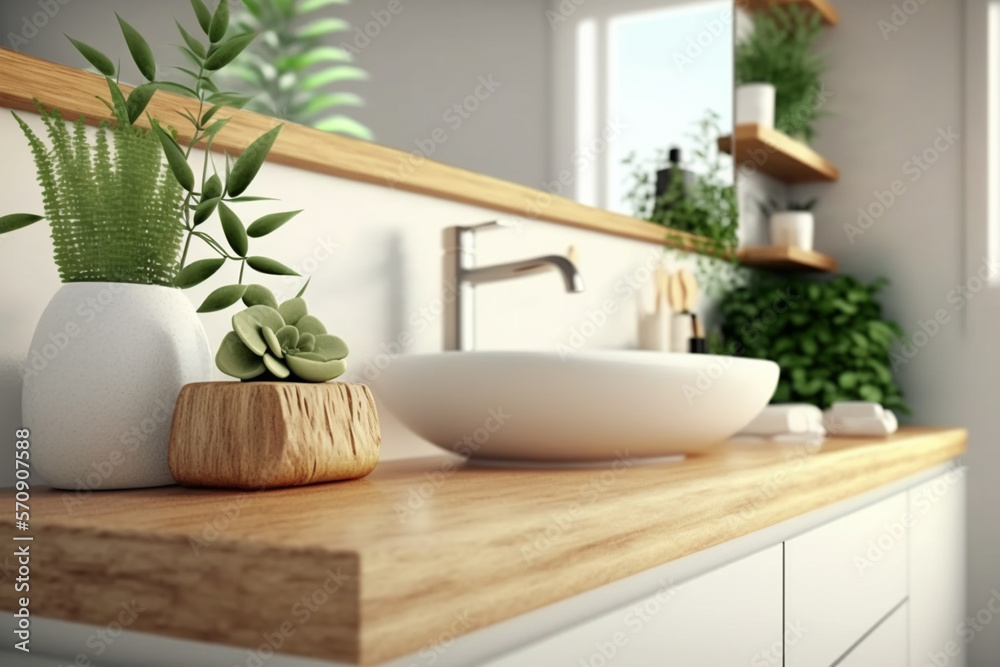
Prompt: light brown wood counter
<box><xmin>0</xmin><ymin>427</ymin><xmax>966</xmax><ymax>664</ymax></box>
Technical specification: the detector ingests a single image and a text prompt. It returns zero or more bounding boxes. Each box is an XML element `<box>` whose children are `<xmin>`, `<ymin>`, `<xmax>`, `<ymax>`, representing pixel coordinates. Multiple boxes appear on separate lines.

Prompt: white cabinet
<box><xmin>484</xmin><ymin>545</ymin><xmax>783</xmax><ymax>667</ymax></box>
<box><xmin>909</xmin><ymin>468</ymin><xmax>967</xmax><ymax>667</ymax></box>
<box><xmin>785</xmin><ymin>491</ymin><xmax>909</xmax><ymax>667</ymax></box>
<box><xmin>838</xmin><ymin>602</ymin><xmax>909</xmax><ymax>667</ymax></box>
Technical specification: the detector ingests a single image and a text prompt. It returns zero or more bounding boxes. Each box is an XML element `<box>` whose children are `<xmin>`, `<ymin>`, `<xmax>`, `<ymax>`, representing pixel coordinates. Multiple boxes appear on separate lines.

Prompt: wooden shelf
<box><xmin>738</xmin><ymin>245</ymin><xmax>838</xmax><ymax>272</ymax></box>
<box><xmin>0</xmin><ymin>48</ymin><xmax>712</xmax><ymax>255</ymax></box>
<box><xmin>741</xmin><ymin>0</ymin><xmax>839</xmax><ymax>25</ymax></box>
<box><xmin>719</xmin><ymin>124</ymin><xmax>840</xmax><ymax>183</ymax></box>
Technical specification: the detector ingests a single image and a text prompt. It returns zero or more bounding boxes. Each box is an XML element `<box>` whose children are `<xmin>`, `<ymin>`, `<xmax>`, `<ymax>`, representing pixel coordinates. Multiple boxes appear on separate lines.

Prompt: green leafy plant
<box><xmin>758</xmin><ymin>197</ymin><xmax>818</xmax><ymax>217</ymax></box>
<box><xmin>623</xmin><ymin>111</ymin><xmax>738</xmax><ymax>256</ymax></box>
<box><xmin>735</xmin><ymin>4</ymin><xmax>826</xmax><ymax>142</ymax></box>
<box><xmin>216</xmin><ymin>286</ymin><xmax>348</xmax><ymax>382</ymax></box>
<box><xmin>0</xmin><ymin>1</ymin><xmax>310</xmax><ymax>315</ymax></box>
<box><xmin>3</xmin><ymin>104</ymin><xmax>184</xmax><ymax>284</ymax></box>
<box><xmin>718</xmin><ymin>273</ymin><xmax>908</xmax><ymax>412</ymax></box>
<box><xmin>223</xmin><ymin>0</ymin><xmax>372</xmax><ymax>139</ymax></box>
<box><xmin>623</xmin><ymin>111</ymin><xmax>740</xmax><ymax>296</ymax></box>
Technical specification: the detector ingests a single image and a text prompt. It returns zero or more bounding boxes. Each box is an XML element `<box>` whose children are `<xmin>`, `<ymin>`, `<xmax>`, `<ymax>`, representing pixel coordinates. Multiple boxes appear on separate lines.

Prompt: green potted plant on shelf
<box><xmin>623</xmin><ymin>111</ymin><xmax>741</xmax><ymax>296</ymax></box>
<box><xmin>0</xmin><ymin>0</ymin><xmax>351</xmax><ymax>491</ymax></box>
<box><xmin>735</xmin><ymin>4</ymin><xmax>827</xmax><ymax>143</ymax></box>
<box><xmin>718</xmin><ymin>273</ymin><xmax>909</xmax><ymax>412</ymax></box>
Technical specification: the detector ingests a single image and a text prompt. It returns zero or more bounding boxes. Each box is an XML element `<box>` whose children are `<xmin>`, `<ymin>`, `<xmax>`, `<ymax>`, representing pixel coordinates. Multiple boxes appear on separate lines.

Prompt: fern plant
<box><xmin>222</xmin><ymin>0</ymin><xmax>372</xmax><ymax>139</ymax></box>
<box><xmin>9</xmin><ymin>105</ymin><xmax>184</xmax><ymax>285</ymax></box>
<box><xmin>0</xmin><ymin>0</ymin><xmax>309</xmax><ymax>313</ymax></box>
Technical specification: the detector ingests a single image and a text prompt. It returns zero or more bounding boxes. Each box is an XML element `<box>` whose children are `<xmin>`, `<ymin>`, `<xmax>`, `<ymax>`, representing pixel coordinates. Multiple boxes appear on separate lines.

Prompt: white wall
<box><xmin>0</xmin><ymin>0</ymin><xmax>553</xmax><ymax>188</ymax></box>
<box><xmin>791</xmin><ymin>1</ymin><xmax>997</xmax><ymax>664</ymax></box>
<box><xmin>0</xmin><ymin>112</ymin><xmax>705</xmax><ymax>474</ymax></box>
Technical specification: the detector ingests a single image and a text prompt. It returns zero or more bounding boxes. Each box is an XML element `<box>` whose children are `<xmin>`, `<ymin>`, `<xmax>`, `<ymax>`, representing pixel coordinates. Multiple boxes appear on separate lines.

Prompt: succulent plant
<box><xmin>216</xmin><ymin>287</ymin><xmax>348</xmax><ymax>383</ymax></box>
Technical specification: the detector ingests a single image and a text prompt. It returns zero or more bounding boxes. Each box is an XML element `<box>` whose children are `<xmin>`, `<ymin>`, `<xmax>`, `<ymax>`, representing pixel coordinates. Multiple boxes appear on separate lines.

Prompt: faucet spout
<box><xmin>443</xmin><ymin>223</ymin><xmax>585</xmax><ymax>351</ymax></box>
<box><xmin>462</xmin><ymin>255</ymin><xmax>585</xmax><ymax>292</ymax></box>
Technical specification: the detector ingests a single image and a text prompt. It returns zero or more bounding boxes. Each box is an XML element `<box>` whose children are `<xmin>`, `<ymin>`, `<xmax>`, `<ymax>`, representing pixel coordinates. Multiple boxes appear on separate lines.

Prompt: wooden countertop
<box><xmin>0</xmin><ymin>427</ymin><xmax>966</xmax><ymax>664</ymax></box>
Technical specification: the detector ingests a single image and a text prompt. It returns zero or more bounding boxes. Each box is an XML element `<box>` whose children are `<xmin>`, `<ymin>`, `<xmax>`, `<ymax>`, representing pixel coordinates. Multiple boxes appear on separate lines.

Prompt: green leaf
<box><xmin>313</xmin><ymin>334</ymin><xmax>348</xmax><ymax>361</ymax></box>
<box><xmin>227</xmin><ymin>124</ymin><xmax>283</xmax><ymax>197</ymax></box>
<box><xmin>175</xmin><ymin>21</ymin><xmax>206</xmax><ymax>58</ymax></box>
<box><xmin>299</xmin><ymin>0</ymin><xmax>349</xmax><ymax>11</ymax></box>
<box><xmin>242</xmin><ymin>0</ymin><xmax>263</xmax><ymax>17</ymax></box>
<box><xmin>202</xmin><ymin>174</ymin><xmax>223</xmax><ymax>201</ymax></box>
<box><xmin>286</xmin><ymin>355</ymin><xmax>345</xmax><ymax>382</ymax></box>
<box><xmin>301</xmin><ymin>66</ymin><xmax>368</xmax><ymax>91</ymax></box>
<box><xmin>0</xmin><ymin>213</ymin><xmax>43</xmax><ymax>235</ymax></box>
<box><xmin>295</xmin><ymin>315</ymin><xmax>327</xmax><ymax>336</ymax></box>
<box><xmin>174</xmin><ymin>258</ymin><xmax>225</xmax><ymax>288</ymax></box>
<box><xmin>190</xmin><ymin>0</ymin><xmax>213</xmax><ymax>34</ymax></box>
<box><xmin>193</xmin><ymin>197</ymin><xmax>220</xmax><ymax>225</ymax></box>
<box><xmin>105</xmin><ymin>77</ymin><xmax>130</xmax><ymax>127</ymax></box>
<box><xmin>116</xmin><ymin>14</ymin><xmax>157</xmax><ymax>81</ymax></box>
<box><xmin>209</xmin><ymin>0</ymin><xmax>229</xmax><ymax>42</ymax></box>
<box><xmin>279</xmin><ymin>297</ymin><xmax>307</xmax><ymax>325</ymax></box>
<box><xmin>313</xmin><ymin>115</ymin><xmax>373</xmax><ymax>140</ymax></box>
<box><xmin>198</xmin><ymin>284</ymin><xmax>248</xmax><ymax>313</ymax></box>
<box><xmin>242</xmin><ymin>284</ymin><xmax>279</xmax><ymax>309</ymax></box>
<box><xmin>300</xmin><ymin>92</ymin><xmax>363</xmax><ymax>116</ymax></box>
<box><xmin>263</xmin><ymin>353</ymin><xmax>291</xmax><ymax>379</ymax></box>
<box><xmin>152</xmin><ymin>81</ymin><xmax>200</xmax><ymax>99</ymax></box>
<box><xmin>295</xmin><ymin>277</ymin><xmax>311</xmax><ymax>298</ymax></box>
<box><xmin>277</xmin><ymin>47</ymin><xmax>351</xmax><ymax>72</ymax></box>
<box><xmin>201</xmin><ymin>104</ymin><xmax>225</xmax><ymax>126</ymax></box>
<box><xmin>838</xmin><ymin>372</ymin><xmax>858</xmax><ymax>390</ymax></box>
<box><xmin>218</xmin><ymin>203</ymin><xmax>248</xmax><ymax>257</ymax></box>
<box><xmin>297</xmin><ymin>18</ymin><xmax>350</xmax><ymax>39</ymax></box>
<box><xmin>126</xmin><ymin>83</ymin><xmax>157</xmax><ymax>124</ymax></box>
<box><xmin>216</xmin><ymin>331</ymin><xmax>266</xmax><ymax>379</ymax></box>
<box><xmin>151</xmin><ymin>121</ymin><xmax>195</xmax><ymax>192</ymax></box>
<box><xmin>204</xmin><ymin>33</ymin><xmax>255</xmax><ymax>70</ymax></box>
<box><xmin>66</xmin><ymin>37</ymin><xmax>116</xmax><ymax>76</ymax></box>
<box><xmin>203</xmin><ymin>117</ymin><xmax>230</xmax><ymax>138</ymax></box>
<box><xmin>247</xmin><ymin>210</ymin><xmax>301</xmax><ymax>238</ymax></box>
<box><xmin>859</xmin><ymin>385</ymin><xmax>884</xmax><ymax>403</ymax></box>
<box><xmin>206</xmin><ymin>92</ymin><xmax>252</xmax><ymax>108</ymax></box>
<box><xmin>247</xmin><ymin>256</ymin><xmax>299</xmax><ymax>276</ymax></box>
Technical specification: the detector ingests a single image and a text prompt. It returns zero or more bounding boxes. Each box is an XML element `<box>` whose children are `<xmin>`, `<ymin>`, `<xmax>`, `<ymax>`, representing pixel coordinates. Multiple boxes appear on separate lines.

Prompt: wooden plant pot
<box><xmin>169</xmin><ymin>382</ymin><xmax>381</xmax><ymax>490</ymax></box>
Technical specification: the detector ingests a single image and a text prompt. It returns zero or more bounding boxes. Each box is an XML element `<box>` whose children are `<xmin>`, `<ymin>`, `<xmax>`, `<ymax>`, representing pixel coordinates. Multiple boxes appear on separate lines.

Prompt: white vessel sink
<box><xmin>374</xmin><ymin>351</ymin><xmax>779</xmax><ymax>463</ymax></box>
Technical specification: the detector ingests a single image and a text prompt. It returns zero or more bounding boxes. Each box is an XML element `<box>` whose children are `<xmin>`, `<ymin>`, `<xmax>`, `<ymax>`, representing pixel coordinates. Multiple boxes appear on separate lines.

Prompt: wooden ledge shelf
<box><xmin>738</xmin><ymin>245</ymin><xmax>838</xmax><ymax>272</ymax></box>
<box><xmin>0</xmin><ymin>48</ymin><xmax>713</xmax><ymax>255</ymax></box>
<box><xmin>740</xmin><ymin>0</ymin><xmax>839</xmax><ymax>25</ymax></box>
<box><xmin>719</xmin><ymin>124</ymin><xmax>840</xmax><ymax>183</ymax></box>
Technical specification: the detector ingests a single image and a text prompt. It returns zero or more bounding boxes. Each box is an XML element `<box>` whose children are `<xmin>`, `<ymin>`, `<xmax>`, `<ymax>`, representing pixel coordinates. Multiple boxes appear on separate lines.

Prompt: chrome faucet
<box><xmin>443</xmin><ymin>221</ymin><xmax>585</xmax><ymax>351</ymax></box>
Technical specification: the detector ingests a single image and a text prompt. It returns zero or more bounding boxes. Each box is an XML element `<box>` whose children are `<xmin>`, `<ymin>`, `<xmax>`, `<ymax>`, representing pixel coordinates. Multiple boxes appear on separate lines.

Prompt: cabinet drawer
<box><xmin>838</xmin><ymin>602</ymin><xmax>908</xmax><ymax>667</ymax></box>
<box><xmin>785</xmin><ymin>491</ymin><xmax>908</xmax><ymax>667</ymax></box>
<box><xmin>484</xmin><ymin>545</ymin><xmax>782</xmax><ymax>667</ymax></box>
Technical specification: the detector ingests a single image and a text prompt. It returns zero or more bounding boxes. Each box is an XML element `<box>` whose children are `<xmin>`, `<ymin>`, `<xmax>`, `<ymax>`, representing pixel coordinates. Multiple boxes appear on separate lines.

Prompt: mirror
<box><xmin>4</xmin><ymin>0</ymin><xmax>734</xmax><ymax>216</ymax></box>
<box><xmin>225</xmin><ymin>0</ymin><xmax>735</xmax><ymax>211</ymax></box>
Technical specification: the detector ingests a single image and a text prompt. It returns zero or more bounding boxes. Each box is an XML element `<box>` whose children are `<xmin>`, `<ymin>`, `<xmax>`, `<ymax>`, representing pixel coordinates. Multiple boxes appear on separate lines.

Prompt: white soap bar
<box><xmin>824</xmin><ymin>410</ymin><xmax>898</xmax><ymax>437</ymax></box>
<box><xmin>826</xmin><ymin>401</ymin><xmax>885</xmax><ymax>420</ymax></box>
<box><xmin>739</xmin><ymin>404</ymin><xmax>825</xmax><ymax>437</ymax></box>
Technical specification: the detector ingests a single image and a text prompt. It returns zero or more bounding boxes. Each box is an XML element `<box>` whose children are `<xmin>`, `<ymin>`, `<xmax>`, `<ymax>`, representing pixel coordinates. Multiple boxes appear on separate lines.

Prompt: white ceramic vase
<box><xmin>21</xmin><ymin>282</ymin><xmax>213</xmax><ymax>490</ymax></box>
<box><xmin>736</xmin><ymin>83</ymin><xmax>776</xmax><ymax>128</ymax></box>
<box><xmin>769</xmin><ymin>211</ymin><xmax>815</xmax><ymax>251</ymax></box>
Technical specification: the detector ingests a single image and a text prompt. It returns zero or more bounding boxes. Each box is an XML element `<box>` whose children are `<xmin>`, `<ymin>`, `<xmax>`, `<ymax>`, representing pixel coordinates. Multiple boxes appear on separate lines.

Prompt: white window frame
<box><xmin>965</xmin><ymin>0</ymin><xmax>1000</xmax><ymax>299</ymax></box>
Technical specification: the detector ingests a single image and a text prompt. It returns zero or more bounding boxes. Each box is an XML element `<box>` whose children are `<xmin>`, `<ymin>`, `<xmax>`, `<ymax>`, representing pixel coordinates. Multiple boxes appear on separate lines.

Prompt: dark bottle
<box><xmin>653</xmin><ymin>148</ymin><xmax>696</xmax><ymax>216</ymax></box>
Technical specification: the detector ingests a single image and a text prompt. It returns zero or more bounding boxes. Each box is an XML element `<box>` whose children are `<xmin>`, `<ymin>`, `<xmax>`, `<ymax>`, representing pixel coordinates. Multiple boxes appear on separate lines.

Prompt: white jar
<box><xmin>769</xmin><ymin>211</ymin><xmax>815</xmax><ymax>251</ymax></box>
<box><xmin>736</xmin><ymin>83</ymin><xmax>777</xmax><ymax>128</ymax></box>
